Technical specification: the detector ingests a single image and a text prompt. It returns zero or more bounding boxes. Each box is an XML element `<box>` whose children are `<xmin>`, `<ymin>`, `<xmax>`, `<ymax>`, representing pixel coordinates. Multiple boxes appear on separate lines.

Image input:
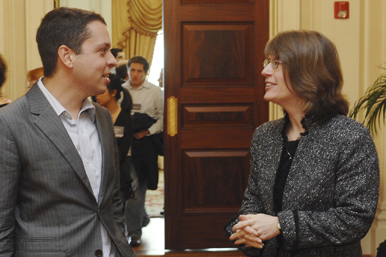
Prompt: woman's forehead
<box><xmin>267</xmin><ymin>53</ymin><xmax>279</xmax><ymax>59</ymax></box>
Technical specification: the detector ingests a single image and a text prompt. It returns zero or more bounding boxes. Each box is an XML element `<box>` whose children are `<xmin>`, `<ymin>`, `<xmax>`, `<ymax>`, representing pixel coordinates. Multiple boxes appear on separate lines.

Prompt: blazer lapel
<box><xmin>258</xmin><ymin>124</ymin><xmax>284</xmax><ymax>215</ymax></box>
<box><xmin>27</xmin><ymin>85</ymin><xmax>95</xmax><ymax>197</ymax></box>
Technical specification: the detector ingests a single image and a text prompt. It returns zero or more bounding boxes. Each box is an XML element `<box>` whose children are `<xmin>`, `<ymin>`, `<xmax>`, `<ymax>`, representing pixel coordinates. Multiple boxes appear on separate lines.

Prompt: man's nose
<box><xmin>107</xmin><ymin>52</ymin><xmax>117</xmax><ymax>68</ymax></box>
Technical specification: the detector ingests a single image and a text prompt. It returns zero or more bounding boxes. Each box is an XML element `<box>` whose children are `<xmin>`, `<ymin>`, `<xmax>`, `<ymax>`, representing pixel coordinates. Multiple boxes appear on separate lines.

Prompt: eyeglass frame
<box><xmin>263</xmin><ymin>59</ymin><xmax>282</xmax><ymax>69</ymax></box>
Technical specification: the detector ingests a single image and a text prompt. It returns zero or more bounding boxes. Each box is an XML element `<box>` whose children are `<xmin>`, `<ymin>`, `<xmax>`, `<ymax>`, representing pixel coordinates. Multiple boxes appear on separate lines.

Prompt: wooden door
<box><xmin>164</xmin><ymin>0</ymin><xmax>269</xmax><ymax>249</ymax></box>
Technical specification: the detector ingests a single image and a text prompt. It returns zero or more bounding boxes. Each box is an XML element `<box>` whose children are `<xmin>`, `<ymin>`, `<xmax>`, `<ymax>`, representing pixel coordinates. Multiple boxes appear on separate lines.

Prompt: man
<box><xmin>0</xmin><ymin>7</ymin><xmax>136</xmax><ymax>257</ymax></box>
<box><xmin>110</xmin><ymin>49</ymin><xmax>126</xmax><ymax>75</ymax></box>
<box><xmin>110</xmin><ymin>48</ymin><xmax>126</xmax><ymax>62</ymax></box>
<box><xmin>158</xmin><ymin>68</ymin><xmax>163</xmax><ymax>88</ymax></box>
<box><xmin>123</xmin><ymin>56</ymin><xmax>163</xmax><ymax>247</ymax></box>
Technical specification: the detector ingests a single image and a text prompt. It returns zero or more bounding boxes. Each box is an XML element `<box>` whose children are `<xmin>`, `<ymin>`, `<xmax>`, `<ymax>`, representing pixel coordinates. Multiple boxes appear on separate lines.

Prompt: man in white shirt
<box><xmin>122</xmin><ymin>56</ymin><xmax>163</xmax><ymax>247</ymax></box>
<box><xmin>0</xmin><ymin>7</ymin><xmax>136</xmax><ymax>257</ymax></box>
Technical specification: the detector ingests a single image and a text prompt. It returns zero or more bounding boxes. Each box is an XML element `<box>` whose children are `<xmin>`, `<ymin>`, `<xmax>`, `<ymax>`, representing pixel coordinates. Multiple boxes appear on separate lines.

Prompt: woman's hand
<box><xmin>230</xmin><ymin>225</ymin><xmax>264</xmax><ymax>248</ymax></box>
<box><xmin>229</xmin><ymin>214</ymin><xmax>281</xmax><ymax>248</ymax></box>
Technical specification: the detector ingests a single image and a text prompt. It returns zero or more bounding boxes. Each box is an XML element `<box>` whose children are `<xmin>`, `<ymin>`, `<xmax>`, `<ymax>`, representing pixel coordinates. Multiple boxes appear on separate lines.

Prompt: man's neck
<box><xmin>43</xmin><ymin>76</ymin><xmax>85</xmax><ymax>120</ymax></box>
<box><xmin>130</xmin><ymin>80</ymin><xmax>145</xmax><ymax>90</ymax></box>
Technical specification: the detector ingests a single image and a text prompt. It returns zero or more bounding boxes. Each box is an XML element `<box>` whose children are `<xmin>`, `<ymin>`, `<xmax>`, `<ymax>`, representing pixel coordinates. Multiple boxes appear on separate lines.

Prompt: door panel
<box><xmin>164</xmin><ymin>0</ymin><xmax>269</xmax><ymax>249</ymax></box>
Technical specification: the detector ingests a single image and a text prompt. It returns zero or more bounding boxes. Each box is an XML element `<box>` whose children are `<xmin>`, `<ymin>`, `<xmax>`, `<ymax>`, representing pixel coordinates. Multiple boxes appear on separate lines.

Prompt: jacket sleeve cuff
<box><xmin>278</xmin><ymin>210</ymin><xmax>299</xmax><ymax>251</ymax></box>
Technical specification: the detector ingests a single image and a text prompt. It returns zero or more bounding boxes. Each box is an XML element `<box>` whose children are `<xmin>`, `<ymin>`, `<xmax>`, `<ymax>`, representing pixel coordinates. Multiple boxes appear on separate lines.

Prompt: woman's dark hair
<box><xmin>107</xmin><ymin>74</ymin><xmax>132</xmax><ymax>113</ymax></box>
<box><xmin>265</xmin><ymin>30</ymin><xmax>349</xmax><ymax>121</ymax></box>
<box><xmin>36</xmin><ymin>7</ymin><xmax>106</xmax><ymax>77</ymax></box>
<box><xmin>0</xmin><ymin>53</ymin><xmax>7</xmax><ymax>88</ymax></box>
<box><xmin>116</xmin><ymin>64</ymin><xmax>128</xmax><ymax>81</ymax></box>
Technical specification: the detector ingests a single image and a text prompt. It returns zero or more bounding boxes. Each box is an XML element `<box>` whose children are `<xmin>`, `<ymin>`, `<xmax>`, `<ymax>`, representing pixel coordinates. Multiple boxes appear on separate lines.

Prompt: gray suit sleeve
<box><xmin>0</xmin><ymin>115</ymin><xmax>20</xmax><ymax>256</ymax></box>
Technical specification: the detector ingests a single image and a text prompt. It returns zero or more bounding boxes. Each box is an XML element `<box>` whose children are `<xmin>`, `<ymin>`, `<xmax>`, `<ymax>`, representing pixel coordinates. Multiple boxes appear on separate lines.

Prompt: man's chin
<box><xmin>94</xmin><ymin>86</ymin><xmax>107</xmax><ymax>96</ymax></box>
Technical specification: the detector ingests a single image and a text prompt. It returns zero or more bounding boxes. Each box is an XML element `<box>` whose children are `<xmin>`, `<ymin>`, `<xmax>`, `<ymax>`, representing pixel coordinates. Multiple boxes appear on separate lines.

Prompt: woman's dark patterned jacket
<box><xmin>225</xmin><ymin>115</ymin><xmax>379</xmax><ymax>257</ymax></box>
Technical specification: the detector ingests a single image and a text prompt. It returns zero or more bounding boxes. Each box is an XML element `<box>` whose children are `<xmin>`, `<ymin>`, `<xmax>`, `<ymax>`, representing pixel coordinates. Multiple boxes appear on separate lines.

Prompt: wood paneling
<box><xmin>182</xmin><ymin>23</ymin><xmax>252</xmax><ymax>85</ymax></box>
<box><xmin>182</xmin><ymin>150</ymin><xmax>249</xmax><ymax>209</ymax></box>
<box><xmin>183</xmin><ymin>104</ymin><xmax>253</xmax><ymax>127</ymax></box>
<box><xmin>164</xmin><ymin>0</ymin><xmax>269</xmax><ymax>250</ymax></box>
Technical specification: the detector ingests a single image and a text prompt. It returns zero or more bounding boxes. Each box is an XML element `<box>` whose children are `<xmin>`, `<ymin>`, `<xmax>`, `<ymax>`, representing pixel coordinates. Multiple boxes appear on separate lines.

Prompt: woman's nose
<box><xmin>261</xmin><ymin>65</ymin><xmax>272</xmax><ymax>77</ymax></box>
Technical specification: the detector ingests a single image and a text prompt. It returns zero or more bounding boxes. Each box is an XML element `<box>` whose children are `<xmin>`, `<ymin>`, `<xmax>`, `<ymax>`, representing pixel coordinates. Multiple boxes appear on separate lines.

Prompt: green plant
<box><xmin>349</xmin><ymin>65</ymin><xmax>386</xmax><ymax>135</ymax></box>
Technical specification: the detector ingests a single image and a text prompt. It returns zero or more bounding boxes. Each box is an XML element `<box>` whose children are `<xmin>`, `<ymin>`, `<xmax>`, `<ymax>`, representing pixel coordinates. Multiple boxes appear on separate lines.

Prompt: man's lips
<box><xmin>103</xmin><ymin>74</ymin><xmax>110</xmax><ymax>83</ymax></box>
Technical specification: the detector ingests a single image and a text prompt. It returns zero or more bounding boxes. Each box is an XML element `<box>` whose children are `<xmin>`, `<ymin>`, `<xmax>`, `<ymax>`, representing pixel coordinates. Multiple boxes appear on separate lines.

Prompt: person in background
<box><xmin>116</xmin><ymin>60</ymin><xmax>129</xmax><ymax>82</ymax></box>
<box><xmin>158</xmin><ymin>68</ymin><xmax>163</xmax><ymax>88</ymax></box>
<box><xmin>0</xmin><ymin>7</ymin><xmax>136</xmax><ymax>256</ymax></box>
<box><xmin>111</xmin><ymin>48</ymin><xmax>126</xmax><ymax>62</ymax></box>
<box><xmin>0</xmin><ymin>53</ymin><xmax>12</xmax><ymax>107</ymax></box>
<box><xmin>225</xmin><ymin>30</ymin><xmax>379</xmax><ymax>257</ymax></box>
<box><xmin>26</xmin><ymin>67</ymin><xmax>44</xmax><ymax>91</ymax></box>
<box><xmin>110</xmin><ymin>48</ymin><xmax>126</xmax><ymax>75</ymax></box>
<box><xmin>122</xmin><ymin>55</ymin><xmax>164</xmax><ymax>247</ymax></box>
<box><xmin>96</xmin><ymin>74</ymin><xmax>135</xmax><ymax>201</ymax></box>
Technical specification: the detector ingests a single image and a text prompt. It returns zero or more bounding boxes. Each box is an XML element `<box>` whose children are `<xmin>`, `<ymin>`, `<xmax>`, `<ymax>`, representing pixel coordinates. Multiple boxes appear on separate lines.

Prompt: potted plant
<box><xmin>349</xmin><ymin>65</ymin><xmax>386</xmax><ymax>135</ymax></box>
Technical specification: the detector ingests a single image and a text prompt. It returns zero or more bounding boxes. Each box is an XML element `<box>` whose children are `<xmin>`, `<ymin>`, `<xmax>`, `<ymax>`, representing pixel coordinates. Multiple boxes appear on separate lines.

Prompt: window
<box><xmin>148</xmin><ymin>31</ymin><xmax>164</xmax><ymax>87</ymax></box>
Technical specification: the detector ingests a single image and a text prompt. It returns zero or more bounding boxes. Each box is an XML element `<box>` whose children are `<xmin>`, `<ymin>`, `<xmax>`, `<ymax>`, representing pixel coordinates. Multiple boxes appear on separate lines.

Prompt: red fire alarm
<box><xmin>334</xmin><ymin>1</ymin><xmax>349</xmax><ymax>19</ymax></box>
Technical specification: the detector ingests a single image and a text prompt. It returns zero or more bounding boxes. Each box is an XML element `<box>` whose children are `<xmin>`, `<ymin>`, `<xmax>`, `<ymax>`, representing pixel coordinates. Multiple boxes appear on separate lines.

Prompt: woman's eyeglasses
<box><xmin>263</xmin><ymin>59</ymin><xmax>282</xmax><ymax>69</ymax></box>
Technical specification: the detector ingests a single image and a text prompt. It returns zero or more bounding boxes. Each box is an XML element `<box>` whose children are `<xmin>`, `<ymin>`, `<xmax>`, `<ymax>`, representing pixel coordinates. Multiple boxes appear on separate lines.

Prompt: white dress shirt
<box><xmin>122</xmin><ymin>80</ymin><xmax>164</xmax><ymax>134</ymax></box>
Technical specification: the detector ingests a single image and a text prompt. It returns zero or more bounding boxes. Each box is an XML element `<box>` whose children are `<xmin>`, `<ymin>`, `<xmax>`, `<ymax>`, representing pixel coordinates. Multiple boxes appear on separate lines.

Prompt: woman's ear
<box><xmin>57</xmin><ymin>45</ymin><xmax>74</xmax><ymax>69</ymax></box>
<box><xmin>111</xmin><ymin>89</ymin><xmax>117</xmax><ymax>96</ymax></box>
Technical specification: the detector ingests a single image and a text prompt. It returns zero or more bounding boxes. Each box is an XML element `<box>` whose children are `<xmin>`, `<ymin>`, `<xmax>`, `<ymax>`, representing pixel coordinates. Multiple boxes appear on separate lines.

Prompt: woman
<box><xmin>26</xmin><ymin>67</ymin><xmax>44</xmax><ymax>91</ymax></box>
<box><xmin>0</xmin><ymin>53</ymin><xmax>11</xmax><ymax>108</ymax></box>
<box><xmin>96</xmin><ymin>74</ymin><xmax>134</xmax><ymax>200</ymax></box>
<box><xmin>226</xmin><ymin>30</ymin><xmax>379</xmax><ymax>256</ymax></box>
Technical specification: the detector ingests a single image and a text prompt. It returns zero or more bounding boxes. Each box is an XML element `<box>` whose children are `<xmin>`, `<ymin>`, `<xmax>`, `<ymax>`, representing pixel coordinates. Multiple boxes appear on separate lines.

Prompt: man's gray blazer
<box><xmin>0</xmin><ymin>85</ymin><xmax>136</xmax><ymax>257</ymax></box>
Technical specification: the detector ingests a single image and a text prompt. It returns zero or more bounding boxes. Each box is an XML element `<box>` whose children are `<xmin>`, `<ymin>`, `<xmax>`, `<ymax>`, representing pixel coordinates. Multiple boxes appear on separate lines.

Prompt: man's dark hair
<box><xmin>127</xmin><ymin>56</ymin><xmax>150</xmax><ymax>73</ymax></box>
<box><xmin>110</xmin><ymin>48</ymin><xmax>123</xmax><ymax>58</ymax></box>
<box><xmin>0</xmin><ymin>53</ymin><xmax>7</xmax><ymax>88</ymax></box>
<box><xmin>116</xmin><ymin>65</ymin><xmax>128</xmax><ymax>81</ymax></box>
<box><xmin>36</xmin><ymin>7</ymin><xmax>106</xmax><ymax>77</ymax></box>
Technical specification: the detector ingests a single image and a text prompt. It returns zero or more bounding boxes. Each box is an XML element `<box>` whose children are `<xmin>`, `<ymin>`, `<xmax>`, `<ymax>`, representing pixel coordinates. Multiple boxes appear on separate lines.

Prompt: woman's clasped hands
<box><xmin>230</xmin><ymin>214</ymin><xmax>281</xmax><ymax>249</ymax></box>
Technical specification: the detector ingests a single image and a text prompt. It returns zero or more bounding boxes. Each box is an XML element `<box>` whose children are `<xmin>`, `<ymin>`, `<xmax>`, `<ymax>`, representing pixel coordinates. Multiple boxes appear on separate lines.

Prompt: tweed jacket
<box><xmin>0</xmin><ymin>85</ymin><xmax>136</xmax><ymax>257</ymax></box>
<box><xmin>226</xmin><ymin>115</ymin><xmax>379</xmax><ymax>257</ymax></box>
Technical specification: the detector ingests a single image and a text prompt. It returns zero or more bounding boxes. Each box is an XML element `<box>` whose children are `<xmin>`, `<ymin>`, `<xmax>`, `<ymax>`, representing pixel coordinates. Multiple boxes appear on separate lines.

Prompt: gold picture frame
<box><xmin>54</xmin><ymin>0</ymin><xmax>60</xmax><ymax>8</ymax></box>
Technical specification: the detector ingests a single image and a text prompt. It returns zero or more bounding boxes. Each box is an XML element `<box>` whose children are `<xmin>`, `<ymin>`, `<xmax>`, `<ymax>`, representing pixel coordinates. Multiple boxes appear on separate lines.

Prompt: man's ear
<box><xmin>57</xmin><ymin>45</ymin><xmax>74</xmax><ymax>68</ymax></box>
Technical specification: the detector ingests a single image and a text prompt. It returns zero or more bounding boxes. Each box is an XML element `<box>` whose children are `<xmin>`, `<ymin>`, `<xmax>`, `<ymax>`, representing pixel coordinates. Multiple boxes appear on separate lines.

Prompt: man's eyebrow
<box><xmin>97</xmin><ymin>42</ymin><xmax>111</xmax><ymax>49</ymax></box>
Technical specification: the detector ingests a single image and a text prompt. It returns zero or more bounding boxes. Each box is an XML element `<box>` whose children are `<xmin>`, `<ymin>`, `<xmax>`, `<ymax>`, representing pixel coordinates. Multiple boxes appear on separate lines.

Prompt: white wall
<box><xmin>59</xmin><ymin>0</ymin><xmax>112</xmax><ymax>40</ymax></box>
<box><xmin>0</xmin><ymin>0</ymin><xmax>111</xmax><ymax>98</ymax></box>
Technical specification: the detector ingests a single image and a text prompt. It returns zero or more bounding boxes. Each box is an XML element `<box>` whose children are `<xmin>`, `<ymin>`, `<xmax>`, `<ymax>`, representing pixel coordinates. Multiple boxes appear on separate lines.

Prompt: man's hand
<box><xmin>134</xmin><ymin>130</ymin><xmax>150</xmax><ymax>139</ymax></box>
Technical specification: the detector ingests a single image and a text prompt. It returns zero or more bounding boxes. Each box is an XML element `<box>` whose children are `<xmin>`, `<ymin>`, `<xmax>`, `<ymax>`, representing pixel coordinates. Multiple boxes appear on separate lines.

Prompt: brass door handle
<box><xmin>167</xmin><ymin>96</ymin><xmax>178</xmax><ymax>137</ymax></box>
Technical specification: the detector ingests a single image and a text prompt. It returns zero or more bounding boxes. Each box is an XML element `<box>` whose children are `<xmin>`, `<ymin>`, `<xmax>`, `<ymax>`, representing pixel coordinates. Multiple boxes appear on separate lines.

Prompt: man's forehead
<box><xmin>85</xmin><ymin>21</ymin><xmax>110</xmax><ymax>43</ymax></box>
<box><xmin>130</xmin><ymin>63</ymin><xmax>144</xmax><ymax>70</ymax></box>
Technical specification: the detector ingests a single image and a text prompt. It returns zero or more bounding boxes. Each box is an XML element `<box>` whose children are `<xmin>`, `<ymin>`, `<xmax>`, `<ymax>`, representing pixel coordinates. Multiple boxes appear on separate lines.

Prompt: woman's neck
<box><xmin>0</xmin><ymin>94</ymin><xmax>8</xmax><ymax>105</ymax></box>
<box><xmin>286</xmin><ymin>111</ymin><xmax>305</xmax><ymax>141</ymax></box>
<box><xmin>107</xmin><ymin>102</ymin><xmax>121</xmax><ymax>123</ymax></box>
